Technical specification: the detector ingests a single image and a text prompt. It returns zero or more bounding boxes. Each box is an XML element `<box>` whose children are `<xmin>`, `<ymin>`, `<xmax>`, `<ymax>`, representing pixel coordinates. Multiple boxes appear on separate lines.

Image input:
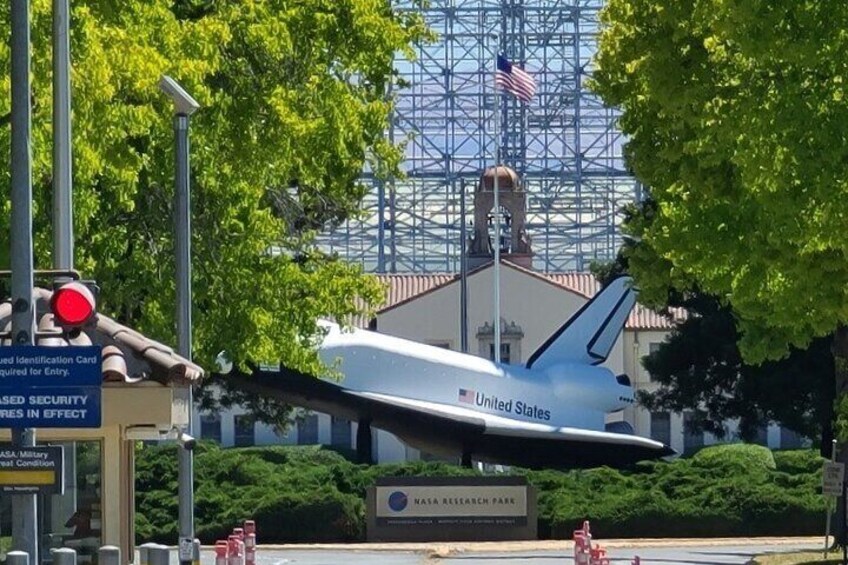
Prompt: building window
<box><xmin>682</xmin><ymin>411</ymin><xmax>704</xmax><ymax>453</ymax></box>
<box><xmin>428</xmin><ymin>341</ymin><xmax>452</xmax><ymax>350</ymax></box>
<box><xmin>420</xmin><ymin>450</ymin><xmax>459</xmax><ymax>464</ymax></box>
<box><xmin>200</xmin><ymin>413</ymin><xmax>222</xmax><ymax>443</ymax></box>
<box><xmin>780</xmin><ymin>427</ymin><xmax>803</xmax><ymax>449</ymax></box>
<box><xmin>477</xmin><ymin>319</ymin><xmax>523</xmax><ymax>364</ymax></box>
<box><xmin>297</xmin><ymin>413</ymin><xmax>319</xmax><ymax>445</ymax></box>
<box><xmin>650</xmin><ymin>411</ymin><xmax>671</xmax><ymax>446</ymax></box>
<box><xmin>753</xmin><ymin>424</ymin><xmax>768</xmax><ymax>446</ymax></box>
<box><xmin>331</xmin><ymin>416</ymin><xmax>352</xmax><ymax>449</ymax></box>
<box><xmin>233</xmin><ymin>415</ymin><xmax>255</xmax><ymax>447</ymax></box>
<box><xmin>488</xmin><ymin>343</ymin><xmax>512</xmax><ymax>364</ymax></box>
<box><xmin>647</xmin><ymin>342</ymin><xmax>662</xmax><ymax>382</ymax></box>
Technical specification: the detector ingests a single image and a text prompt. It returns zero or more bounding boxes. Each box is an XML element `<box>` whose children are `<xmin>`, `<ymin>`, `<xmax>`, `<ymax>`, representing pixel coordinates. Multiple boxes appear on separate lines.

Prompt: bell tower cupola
<box><xmin>467</xmin><ymin>166</ymin><xmax>533</xmax><ymax>269</ymax></box>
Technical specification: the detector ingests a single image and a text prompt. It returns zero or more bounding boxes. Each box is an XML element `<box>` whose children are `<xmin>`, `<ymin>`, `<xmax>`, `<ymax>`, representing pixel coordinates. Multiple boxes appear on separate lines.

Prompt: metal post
<box><xmin>377</xmin><ymin>180</ymin><xmax>386</xmax><ymax>273</ymax></box>
<box><xmin>492</xmin><ymin>48</ymin><xmax>502</xmax><ymax>364</ymax></box>
<box><xmin>160</xmin><ymin>74</ymin><xmax>200</xmax><ymax>565</ymax></box>
<box><xmin>175</xmin><ymin>111</ymin><xmax>195</xmax><ymax>565</ymax></box>
<box><xmin>388</xmin><ymin>181</ymin><xmax>397</xmax><ymax>273</ymax></box>
<box><xmin>159</xmin><ymin>75</ymin><xmax>200</xmax><ymax>565</ymax></box>
<box><xmin>52</xmin><ymin>0</ymin><xmax>73</xmax><ymax>269</ymax></box>
<box><xmin>10</xmin><ymin>0</ymin><xmax>38</xmax><ymax>561</ymax></box>
<box><xmin>175</xmin><ymin>113</ymin><xmax>192</xmax><ymax>372</ymax></box>
<box><xmin>827</xmin><ymin>439</ymin><xmax>838</xmax><ymax>557</ymax></box>
<box><xmin>459</xmin><ymin>178</ymin><xmax>468</xmax><ymax>353</ymax></box>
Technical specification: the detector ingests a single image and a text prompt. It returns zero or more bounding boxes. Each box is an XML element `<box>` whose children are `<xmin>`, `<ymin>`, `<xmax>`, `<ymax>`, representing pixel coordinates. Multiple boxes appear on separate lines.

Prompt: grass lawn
<box><xmin>752</xmin><ymin>552</ymin><xmax>844</xmax><ymax>565</ymax></box>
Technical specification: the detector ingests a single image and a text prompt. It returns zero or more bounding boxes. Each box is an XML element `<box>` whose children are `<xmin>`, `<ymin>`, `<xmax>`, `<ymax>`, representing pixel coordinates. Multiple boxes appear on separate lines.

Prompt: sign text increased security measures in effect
<box><xmin>0</xmin><ymin>346</ymin><xmax>102</xmax><ymax>428</ymax></box>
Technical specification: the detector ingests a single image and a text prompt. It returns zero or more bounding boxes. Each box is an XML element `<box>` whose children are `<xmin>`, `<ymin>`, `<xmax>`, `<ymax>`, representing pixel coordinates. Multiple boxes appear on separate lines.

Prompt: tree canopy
<box><xmin>0</xmin><ymin>1</ymin><xmax>427</xmax><ymax>373</ymax></box>
<box><xmin>592</xmin><ymin>0</ymin><xmax>848</xmax><ymax>364</ymax></box>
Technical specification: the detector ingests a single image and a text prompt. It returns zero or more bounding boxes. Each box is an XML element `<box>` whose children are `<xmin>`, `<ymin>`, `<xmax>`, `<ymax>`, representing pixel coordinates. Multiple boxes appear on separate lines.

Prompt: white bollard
<box><xmin>6</xmin><ymin>551</ymin><xmax>29</xmax><ymax>565</ymax></box>
<box><xmin>98</xmin><ymin>545</ymin><xmax>121</xmax><ymax>565</ymax></box>
<box><xmin>138</xmin><ymin>542</ymin><xmax>159</xmax><ymax>565</ymax></box>
<box><xmin>51</xmin><ymin>547</ymin><xmax>77</xmax><ymax>565</ymax></box>
<box><xmin>148</xmin><ymin>544</ymin><xmax>170</xmax><ymax>565</ymax></box>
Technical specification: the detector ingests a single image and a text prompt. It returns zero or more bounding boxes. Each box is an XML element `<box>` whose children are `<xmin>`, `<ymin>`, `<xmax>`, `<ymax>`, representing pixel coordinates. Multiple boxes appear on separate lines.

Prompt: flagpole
<box><xmin>493</xmin><ymin>50</ymin><xmax>502</xmax><ymax>364</ymax></box>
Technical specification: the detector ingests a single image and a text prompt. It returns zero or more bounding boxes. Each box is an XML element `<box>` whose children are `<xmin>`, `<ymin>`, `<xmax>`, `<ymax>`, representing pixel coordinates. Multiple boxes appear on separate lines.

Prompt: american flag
<box><xmin>495</xmin><ymin>54</ymin><xmax>536</xmax><ymax>102</ymax></box>
<box><xmin>458</xmin><ymin>388</ymin><xmax>475</xmax><ymax>404</ymax></box>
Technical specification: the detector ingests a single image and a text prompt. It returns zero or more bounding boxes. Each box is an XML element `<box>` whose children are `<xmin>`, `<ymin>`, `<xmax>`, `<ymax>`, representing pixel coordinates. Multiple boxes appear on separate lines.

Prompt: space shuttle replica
<box><xmin>233</xmin><ymin>276</ymin><xmax>674</xmax><ymax>469</ymax></box>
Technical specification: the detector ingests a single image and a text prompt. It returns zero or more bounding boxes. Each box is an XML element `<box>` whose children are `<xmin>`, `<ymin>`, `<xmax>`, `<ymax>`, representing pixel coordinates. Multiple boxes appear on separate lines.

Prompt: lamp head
<box><xmin>158</xmin><ymin>75</ymin><xmax>200</xmax><ymax>116</ymax></box>
<box><xmin>171</xmin><ymin>426</ymin><xmax>197</xmax><ymax>450</ymax></box>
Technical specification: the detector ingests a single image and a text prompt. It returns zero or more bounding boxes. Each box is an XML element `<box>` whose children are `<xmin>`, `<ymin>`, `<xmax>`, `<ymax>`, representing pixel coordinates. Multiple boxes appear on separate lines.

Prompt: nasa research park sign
<box><xmin>0</xmin><ymin>346</ymin><xmax>102</xmax><ymax>428</ymax></box>
<box><xmin>366</xmin><ymin>476</ymin><xmax>537</xmax><ymax>541</ymax></box>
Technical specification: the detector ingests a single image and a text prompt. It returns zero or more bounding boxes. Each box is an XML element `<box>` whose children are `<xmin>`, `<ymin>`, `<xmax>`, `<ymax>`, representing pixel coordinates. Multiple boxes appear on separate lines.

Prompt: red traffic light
<box><xmin>51</xmin><ymin>282</ymin><xmax>96</xmax><ymax>327</ymax></box>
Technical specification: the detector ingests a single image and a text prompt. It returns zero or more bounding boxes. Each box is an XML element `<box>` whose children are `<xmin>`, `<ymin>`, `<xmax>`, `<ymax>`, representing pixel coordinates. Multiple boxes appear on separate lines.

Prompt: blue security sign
<box><xmin>0</xmin><ymin>346</ymin><xmax>102</xmax><ymax>428</ymax></box>
<box><xmin>0</xmin><ymin>346</ymin><xmax>102</xmax><ymax>387</ymax></box>
<box><xmin>0</xmin><ymin>387</ymin><xmax>101</xmax><ymax>428</ymax></box>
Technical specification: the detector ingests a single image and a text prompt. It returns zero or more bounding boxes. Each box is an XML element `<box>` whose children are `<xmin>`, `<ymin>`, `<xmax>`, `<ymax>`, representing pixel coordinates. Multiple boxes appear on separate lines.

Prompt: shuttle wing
<box><xmin>226</xmin><ymin>367</ymin><xmax>672</xmax><ymax>469</ymax></box>
<box><xmin>354</xmin><ymin>391</ymin><xmax>672</xmax><ymax>465</ymax></box>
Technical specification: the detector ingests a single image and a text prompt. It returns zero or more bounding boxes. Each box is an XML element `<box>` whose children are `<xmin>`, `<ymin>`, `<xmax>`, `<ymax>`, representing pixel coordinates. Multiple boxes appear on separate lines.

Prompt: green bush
<box><xmin>691</xmin><ymin>443</ymin><xmax>776</xmax><ymax>471</ymax></box>
<box><xmin>252</xmin><ymin>490</ymin><xmax>364</xmax><ymax>542</ymax></box>
<box><xmin>773</xmin><ymin>449</ymin><xmax>825</xmax><ymax>474</ymax></box>
<box><xmin>135</xmin><ymin>443</ymin><xmax>828</xmax><ymax>543</ymax></box>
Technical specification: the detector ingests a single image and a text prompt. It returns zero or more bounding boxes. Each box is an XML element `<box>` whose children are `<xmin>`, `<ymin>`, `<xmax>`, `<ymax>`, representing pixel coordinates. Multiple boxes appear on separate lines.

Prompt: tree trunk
<box><xmin>831</xmin><ymin>325</ymin><xmax>848</xmax><ymax>545</ymax></box>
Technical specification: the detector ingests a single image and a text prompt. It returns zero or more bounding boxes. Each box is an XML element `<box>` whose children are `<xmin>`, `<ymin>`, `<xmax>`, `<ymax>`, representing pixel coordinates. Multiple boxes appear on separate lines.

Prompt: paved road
<box><xmin>185</xmin><ymin>541</ymin><xmax>822</xmax><ymax>565</ymax></box>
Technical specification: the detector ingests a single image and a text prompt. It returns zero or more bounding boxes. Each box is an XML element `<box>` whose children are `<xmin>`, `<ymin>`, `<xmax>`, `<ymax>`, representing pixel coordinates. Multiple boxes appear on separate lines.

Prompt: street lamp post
<box><xmin>10</xmin><ymin>0</ymin><xmax>38</xmax><ymax>560</ymax></box>
<box><xmin>159</xmin><ymin>75</ymin><xmax>200</xmax><ymax>565</ymax></box>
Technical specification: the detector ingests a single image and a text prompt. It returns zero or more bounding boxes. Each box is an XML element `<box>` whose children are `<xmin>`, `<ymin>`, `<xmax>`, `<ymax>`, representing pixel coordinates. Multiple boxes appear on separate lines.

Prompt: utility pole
<box><xmin>10</xmin><ymin>0</ymin><xmax>38</xmax><ymax>561</ymax></box>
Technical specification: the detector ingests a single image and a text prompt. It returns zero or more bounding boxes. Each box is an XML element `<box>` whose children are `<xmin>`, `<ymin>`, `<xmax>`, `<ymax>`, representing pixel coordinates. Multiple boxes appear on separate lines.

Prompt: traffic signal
<box><xmin>50</xmin><ymin>281</ymin><xmax>96</xmax><ymax>328</ymax></box>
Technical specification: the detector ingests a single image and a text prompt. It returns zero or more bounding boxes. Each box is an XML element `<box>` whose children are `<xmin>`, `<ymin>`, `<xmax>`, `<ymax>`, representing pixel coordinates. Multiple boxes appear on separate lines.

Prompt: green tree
<box><xmin>593</xmin><ymin>1</ymin><xmax>848</xmax><ymax>425</ymax></box>
<box><xmin>593</xmin><ymin>0</ymin><xmax>848</xmax><ymax>538</ymax></box>
<box><xmin>0</xmin><ymin>1</ymin><xmax>427</xmax><ymax>376</ymax></box>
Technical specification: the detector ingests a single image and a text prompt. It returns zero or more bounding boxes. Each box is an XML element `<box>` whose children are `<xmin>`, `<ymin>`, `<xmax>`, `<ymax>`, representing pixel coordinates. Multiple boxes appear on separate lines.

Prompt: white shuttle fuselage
<box><xmin>319</xmin><ymin>322</ymin><xmax>634</xmax><ymax>432</ymax></box>
<box><xmin>235</xmin><ymin>275</ymin><xmax>672</xmax><ymax>468</ymax></box>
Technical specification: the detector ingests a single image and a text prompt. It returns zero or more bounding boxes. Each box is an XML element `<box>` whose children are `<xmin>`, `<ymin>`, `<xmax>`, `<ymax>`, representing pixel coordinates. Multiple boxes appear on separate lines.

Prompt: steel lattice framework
<box><xmin>316</xmin><ymin>0</ymin><xmax>640</xmax><ymax>273</ymax></box>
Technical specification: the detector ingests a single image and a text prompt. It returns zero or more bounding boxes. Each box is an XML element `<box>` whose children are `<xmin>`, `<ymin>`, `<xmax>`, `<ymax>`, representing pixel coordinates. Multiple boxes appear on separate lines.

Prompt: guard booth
<box><xmin>0</xmin><ymin>285</ymin><xmax>203</xmax><ymax>564</ymax></box>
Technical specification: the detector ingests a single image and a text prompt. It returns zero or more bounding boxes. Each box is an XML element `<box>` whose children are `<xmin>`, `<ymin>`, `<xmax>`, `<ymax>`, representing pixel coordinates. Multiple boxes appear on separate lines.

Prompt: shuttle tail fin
<box><xmin>526</xmin><ymin>276</ymin><xmax>637</xmax><ymax>370</ymax></box>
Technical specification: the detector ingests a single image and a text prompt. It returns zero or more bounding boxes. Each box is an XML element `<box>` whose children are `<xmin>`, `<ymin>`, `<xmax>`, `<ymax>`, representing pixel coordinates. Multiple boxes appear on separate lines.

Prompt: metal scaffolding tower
<box><xmin>316</xmin><ymin>0</ymin><xmax>639</xmax><ymax>273</ymax></box>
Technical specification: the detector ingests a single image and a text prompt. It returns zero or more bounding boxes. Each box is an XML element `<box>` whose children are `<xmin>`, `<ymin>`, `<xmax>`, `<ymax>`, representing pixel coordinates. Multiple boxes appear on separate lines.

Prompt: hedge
<box><xmin>135</xmin><ymin>442</ymin><xmax>827</xmax><ymax>543</ymax></box>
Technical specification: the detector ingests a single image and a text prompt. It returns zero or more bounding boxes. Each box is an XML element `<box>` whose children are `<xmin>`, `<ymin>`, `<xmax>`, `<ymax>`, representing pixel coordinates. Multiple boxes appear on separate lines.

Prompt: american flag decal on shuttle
<box><xmin>458</xmin><ymin>388</ymin><xmax>475</xmax><ymax>404</ymax></box>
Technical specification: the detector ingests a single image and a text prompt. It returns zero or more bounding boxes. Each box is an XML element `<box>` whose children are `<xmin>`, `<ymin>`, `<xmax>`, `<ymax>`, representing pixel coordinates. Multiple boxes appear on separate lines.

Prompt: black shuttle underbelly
<box><xmin>225</xmin><ymin>368</ymin><xmax>671</xmax><ymax>469</ymax></box>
